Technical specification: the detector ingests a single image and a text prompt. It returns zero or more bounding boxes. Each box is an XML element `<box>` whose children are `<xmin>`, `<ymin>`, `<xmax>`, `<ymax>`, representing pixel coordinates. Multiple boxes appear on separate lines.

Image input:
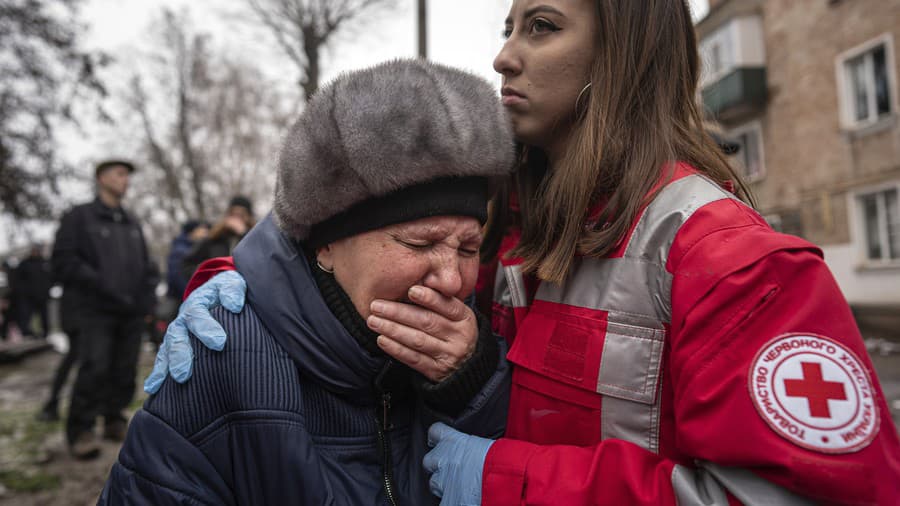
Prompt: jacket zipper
<box><xmin>375</xmin><ymin>363</ymin><xmax>399</xmax><ymax>506</ymax></box>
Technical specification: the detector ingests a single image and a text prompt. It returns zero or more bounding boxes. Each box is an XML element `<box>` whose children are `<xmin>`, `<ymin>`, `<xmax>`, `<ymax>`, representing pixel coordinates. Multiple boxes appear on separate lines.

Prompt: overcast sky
<box><xmin>77</xmin><ymin>0</ymin><xmax>709</xmax><ymax>86</ymax></box>
<box><xmin>1</xmin><ymin>0</ymin><xmax>710</xmax><ymax>252</ymax></box>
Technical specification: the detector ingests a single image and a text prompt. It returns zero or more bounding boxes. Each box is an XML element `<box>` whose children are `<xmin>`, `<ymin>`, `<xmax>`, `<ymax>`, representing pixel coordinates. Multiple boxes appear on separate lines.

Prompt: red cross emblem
<box><xmin>783</xmin><ymin>362</ymin><xmax>847</xmax><ymax>418</ymax></box>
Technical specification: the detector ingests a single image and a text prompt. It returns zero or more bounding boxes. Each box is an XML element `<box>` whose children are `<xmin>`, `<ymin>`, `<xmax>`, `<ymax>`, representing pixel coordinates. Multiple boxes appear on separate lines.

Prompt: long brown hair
<box><xmin>484</xmin><ymin>0</ymin><xmax>754</xmax><ymax>283</ymax></box>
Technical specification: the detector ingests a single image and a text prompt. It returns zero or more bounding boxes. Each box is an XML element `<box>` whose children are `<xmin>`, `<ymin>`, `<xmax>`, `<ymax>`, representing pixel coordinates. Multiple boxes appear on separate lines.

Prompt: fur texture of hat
<box><xmin>272</xmin><ymin>58</ymin><xmax>515</xmax><ymax>241</ymax></box>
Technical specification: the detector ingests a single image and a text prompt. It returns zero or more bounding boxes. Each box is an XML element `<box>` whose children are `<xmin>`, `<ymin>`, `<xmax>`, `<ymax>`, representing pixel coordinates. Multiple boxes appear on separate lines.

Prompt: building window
<box><xmin>859</xmin><ymin>188</ymin><xmax>899</xmax><ymax>262</ymax></box>
<box><xmin>764</xmin><ymin>210</ymin><xmax>804</xmax><ymax>238</ymax></box>
<box><xmin>727</xmin><ymin>120</ymin><xmax>765</xmax><ymax>182</ymax></box>
<box><xmin>837</xmin><ymin>34</ymin><xmax>896</xmax><ymax>129</ymax></box>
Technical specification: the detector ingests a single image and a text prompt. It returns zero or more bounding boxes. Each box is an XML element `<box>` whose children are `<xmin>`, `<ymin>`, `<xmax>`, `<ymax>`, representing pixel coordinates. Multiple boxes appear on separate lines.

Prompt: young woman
<box><xmin>148</xmin><ymin>1</ymin><xmax>900</xmax><ymax>504</ymax></box>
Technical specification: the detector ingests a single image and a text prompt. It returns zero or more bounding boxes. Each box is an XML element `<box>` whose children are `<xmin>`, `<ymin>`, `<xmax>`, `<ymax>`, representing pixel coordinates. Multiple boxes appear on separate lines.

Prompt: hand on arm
<box><xmin>144</xmin><ymin>270</ymin><xmax>246</xmax><ymax>393</ymax></box>
<box><xmin>423</xmin><ymin>422</ymin><xmax>494</xmax><ymax>506</ymax></box>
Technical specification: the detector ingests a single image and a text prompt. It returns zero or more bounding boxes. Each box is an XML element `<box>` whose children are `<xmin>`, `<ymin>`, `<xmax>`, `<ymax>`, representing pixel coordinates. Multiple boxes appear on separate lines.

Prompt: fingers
<box><xmin>428</xmin><ymin>470</ymin><xmax>444</xmax><ymax>498</ymax></box>
<box><xmin>370</xmin><ymin>300</ymin><xmax>447</xmax><ymax>341</ymax></box>
<box><xmin>369</xmin><ymin>315</ymin><xmax>444</xmax><ymax>355</ymax></box>
<box><xmin>369</xmin><ymin>297</ymin><xmax>476</xmax><ymax>382</ymax></box>
<box><xmin>217</xmin><ymin>271</ymin><xmax>247</xmax><ymax>313</ymax></box>
<box><xmin>374</xmin><ymin>331</ymin><xmax>460</xmax><ymax>383</ymax></box>
<box><xmin>376</xmin><ymin>335</ymin><xmax>445</xmax><ymax>382</ymax></box>
<box><xmin>184</xmin><ymin>306</ymin><xmax>227</xmax><ymax>351</ymax></box>
<box><xmin>143</xmin><ymin>338</ymin><xmax>170</xmax><ymax>394</ymax></box>
<box><xmin>166</xmin><ymin>321</ymin><xmax>194</xmax><ymax>383</ymax></box>
<box><xmin>428</xmin><ymin>422</ymin><xmax>452</xmax><ymax>447</ymax></box>
<box><xmin>407</xmin><ymin>286</ymin><xmax>470</xmax><ymax>322</ymax></box>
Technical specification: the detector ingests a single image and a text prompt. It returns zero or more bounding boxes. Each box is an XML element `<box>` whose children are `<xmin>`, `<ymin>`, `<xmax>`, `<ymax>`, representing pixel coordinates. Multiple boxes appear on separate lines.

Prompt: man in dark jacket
<box><xmin>13</xmin><ymin>244</ymin><xmax>52</xmax><ymax>338</ymax></box>
<box><xmin>52</xmin><ymin>159</ymin><xmax>159</xmax><ymax>459</ymax></box>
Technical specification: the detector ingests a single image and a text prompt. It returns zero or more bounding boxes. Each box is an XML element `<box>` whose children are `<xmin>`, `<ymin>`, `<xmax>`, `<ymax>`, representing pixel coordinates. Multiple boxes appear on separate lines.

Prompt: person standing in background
<box><xmin>181</xmin><ymin>196</ymin><xmax>254</xmax><ymax>281</ymax></box>
<box><xmin>0</xmin><ymin>258</ymin><xmax>19</xmax><ymax>341</ymax></box>
<box><xmin>52</xmin><ymin>160</ymin><xmax>159</xmax><ymax>459</ymax></box>
<box><xmin>13</xmin><ymin>244</ymin><xmax>52</xmax><ymax>339</ymax></box>
<box><xmin>166</xmin><ymin>220</ymin><xmax>210</xmax><ymax>302</ymax></box>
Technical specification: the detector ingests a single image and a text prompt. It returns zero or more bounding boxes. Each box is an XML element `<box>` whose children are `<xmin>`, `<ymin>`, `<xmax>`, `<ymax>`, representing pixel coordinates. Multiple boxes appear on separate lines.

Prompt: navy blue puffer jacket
<box><xmin>100</xmin><ymin>215</ymin><xmax>511</xmax><ymax>505</ymax></box>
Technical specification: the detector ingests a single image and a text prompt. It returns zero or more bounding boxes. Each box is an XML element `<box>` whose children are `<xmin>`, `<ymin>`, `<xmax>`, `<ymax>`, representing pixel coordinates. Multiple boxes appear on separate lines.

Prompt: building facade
<box><xmin>697</xmin><ymin>0</ymin><xmax>900</xmax><ymax>338</ymax></box>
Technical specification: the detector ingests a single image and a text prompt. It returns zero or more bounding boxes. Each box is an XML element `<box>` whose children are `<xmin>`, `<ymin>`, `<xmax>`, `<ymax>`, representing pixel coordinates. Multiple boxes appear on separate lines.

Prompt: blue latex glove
<box><xmin>423</xmin><ymin>422</ymin><xmax>495</xmax><ymax>506</ymax></box>
<box><xmin>143</xmin><ymin>270</ymin><xmax>247</xmax><ymax>393</ymax></box>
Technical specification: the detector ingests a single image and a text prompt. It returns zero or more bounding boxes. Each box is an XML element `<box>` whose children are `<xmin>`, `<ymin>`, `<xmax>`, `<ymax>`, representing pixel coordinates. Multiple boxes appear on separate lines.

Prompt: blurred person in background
<box><xmin>181</xmin><ymin>196</ymin><xmax>254</xmax><ymax>282</ymax></box>
<box><xmin>0</xmin><ymin>258</ymin><xmax>17</xmax><ymax>342</ymax></box>
<box><xmin>52</xmin><ymin>159</ymin><xmax>159</xmax><ymax>459</ymax></box>
<box><xmin>13</xmin><ymin>244</ymin><xmax>52</xmax><ymax>339</ymax></box>
<box><xmin>166</xmin><ymin>220</ymin><xmax>210</xmax><ymax>302</ymax></box>
<box><xmin>36</xmin><ymin>274</ymin><xmax>81</xmax><ymax>422</ymax></box>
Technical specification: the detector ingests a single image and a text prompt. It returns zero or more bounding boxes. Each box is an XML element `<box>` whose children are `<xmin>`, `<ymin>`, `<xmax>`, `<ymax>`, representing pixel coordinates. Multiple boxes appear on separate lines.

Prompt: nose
<box><xmin>422</xmin><ymin>251</ymin><xmax>463</xmax><ymax>297</ymax></box>
<box><xmin>493</xmin><ymin>38</ymin><xmax>521</xmax><ymax>77</ymax></box>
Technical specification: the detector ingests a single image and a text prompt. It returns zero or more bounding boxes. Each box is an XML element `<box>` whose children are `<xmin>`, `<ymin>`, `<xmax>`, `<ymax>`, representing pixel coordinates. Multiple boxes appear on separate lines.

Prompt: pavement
<box><xmin>0</xmin><ymin>340</ymin><xmax>52</xmax><ymax>364</ymax></box>
<box><xmin>0</xmin><ymin>342</ymin><xmax>155</xmax><ymax>505</ymax></box>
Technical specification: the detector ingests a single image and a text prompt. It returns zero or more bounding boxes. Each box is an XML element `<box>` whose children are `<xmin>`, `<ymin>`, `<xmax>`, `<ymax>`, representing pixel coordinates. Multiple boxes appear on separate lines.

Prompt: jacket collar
<box><xmin>91</xmin><ymin>197</ymin><xmax>131</xmax><ymax>223</ymax></box>
<box><xmin>233</xmin><ymin>214</ymin><xmax>388</xmax><ymax>401</ymax></box>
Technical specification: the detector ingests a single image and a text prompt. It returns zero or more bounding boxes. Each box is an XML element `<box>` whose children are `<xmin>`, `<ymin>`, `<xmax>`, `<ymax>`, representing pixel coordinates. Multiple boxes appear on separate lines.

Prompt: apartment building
<box><xmin>696</xmin><ymin>0</ymin><xmax>900</xmax><ymax>338</ymax></box>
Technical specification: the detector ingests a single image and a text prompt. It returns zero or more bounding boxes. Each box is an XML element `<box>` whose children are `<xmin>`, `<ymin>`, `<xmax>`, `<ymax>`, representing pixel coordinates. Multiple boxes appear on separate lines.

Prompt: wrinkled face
<box><xmin>316</xmin><ymin>216</ymin><xmax>483</xmax><ymax>319</ymax></box>
<box><xmin>493</xmin><ymin>0</ymin><xmax>598</xmax><ymax>151</ymax></box>
<box><xmin>96</xmin><ymin>165</ymin><xmax>130</xmax><ymax>199</ymax></box>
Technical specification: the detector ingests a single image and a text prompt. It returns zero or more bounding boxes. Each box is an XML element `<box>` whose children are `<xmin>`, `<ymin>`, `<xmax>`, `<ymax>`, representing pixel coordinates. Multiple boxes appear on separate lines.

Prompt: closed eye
<box><xmin>399</xmin><ymin>239</ymin><xmax>432</xmax><ymax>250</ymax></box>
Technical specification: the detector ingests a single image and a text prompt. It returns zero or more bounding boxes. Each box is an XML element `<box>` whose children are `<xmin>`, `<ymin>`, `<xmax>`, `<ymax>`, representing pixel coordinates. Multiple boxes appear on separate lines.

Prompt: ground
<box><xmin>0</xmin><ymin>339</ymin><xmax>898</xmax><ymax>504</ymax></box>
<box><xmin>0</xmin><ymin>343</ymin><xmax>154</xmax><ymax>505</ymax></box>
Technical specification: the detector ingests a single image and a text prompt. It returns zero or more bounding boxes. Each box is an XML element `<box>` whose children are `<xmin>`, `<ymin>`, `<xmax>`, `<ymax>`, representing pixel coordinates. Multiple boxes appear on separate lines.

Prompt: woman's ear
<box><xmin>316</xmin><ymin>244</ymin><xmax>335</xmax><ymax>272</ymax></box>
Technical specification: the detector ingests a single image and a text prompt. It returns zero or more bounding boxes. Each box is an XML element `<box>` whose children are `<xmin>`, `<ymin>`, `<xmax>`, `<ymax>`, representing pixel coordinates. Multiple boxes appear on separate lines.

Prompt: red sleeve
<box><xmin>182</xmin><ymin>256</ymin><xmax>236</xmax><ymax>300</ymax></box>
<box><xmin>483</xmin><ymin>216</ymin><xmax>900</xmax><ymax>505</ymax></box>
<box><xmin>668</xmin><ymin>226</ymin><xmax>900</xmax><ymax>505</ymax></box>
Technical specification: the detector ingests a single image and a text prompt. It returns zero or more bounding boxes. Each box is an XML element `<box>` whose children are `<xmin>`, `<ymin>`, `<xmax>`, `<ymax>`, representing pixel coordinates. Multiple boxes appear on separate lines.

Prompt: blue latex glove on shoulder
<box><xmin>143</xmin><ymin>270</ymin><xmax>247</xmax><ymax>393</ymax></box>
<box><xmin>423</xmin><ymin>422</ymin><xmax>495</xmax><ymax>506</ymax></box>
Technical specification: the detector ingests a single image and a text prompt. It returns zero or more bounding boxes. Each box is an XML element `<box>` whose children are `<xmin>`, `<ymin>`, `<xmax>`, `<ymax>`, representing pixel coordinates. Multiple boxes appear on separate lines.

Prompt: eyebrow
<box><xmin>505</xmin><ymin>5</ymin><xmax>566</xmax><ymax>25</ymax></box>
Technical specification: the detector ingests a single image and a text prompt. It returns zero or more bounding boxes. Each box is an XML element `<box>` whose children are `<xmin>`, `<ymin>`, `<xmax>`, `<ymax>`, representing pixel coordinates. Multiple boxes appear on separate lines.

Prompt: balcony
<box><xmin>702</xmin><ymin>66</ymin><xmax>767</xmax><ymax>122</ymax></box>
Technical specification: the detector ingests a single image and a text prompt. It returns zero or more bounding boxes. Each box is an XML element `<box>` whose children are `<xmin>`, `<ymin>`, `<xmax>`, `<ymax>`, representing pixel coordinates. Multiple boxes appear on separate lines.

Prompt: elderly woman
<box><xmin>100</xmin><ymin>59</ymin><xmax>514</xmax><ymax>505</ymax></box>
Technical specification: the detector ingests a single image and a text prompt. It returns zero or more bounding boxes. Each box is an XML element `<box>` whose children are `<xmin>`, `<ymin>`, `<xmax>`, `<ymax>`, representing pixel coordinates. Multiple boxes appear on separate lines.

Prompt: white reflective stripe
<box><xmin>600</xmin><ymin>392</ymin><xmax>662</xmax><ymax>453</ymax></box>
<box><xmin>623</xmin><ymin>174</ymin><xmax>736</xmax><ymax>323</ymax></box>
<box><xmin>544</xmin><ymin>176</ymin><xmax>739</xmax><ymax>452</ymax></box>
<box><xmin>671</xmin><ymin>465</ymin><xmax>730</xmax><ymax>506</ymax></box>
<box><xmin>536</xmin><ymin>175</ymin><xmax>736</xmax><ymax>322</ymax></box>
<box><xmin>535</xmin><ymin>257</ymin><xmax>666</xmax><ymax>321</ymax></box>
<box><xmin>504</xmin><ymin>265</ymin><xmax>528</xmax><ymax>308</ymax></box>
<box><xmin>492</xmin><ymin>264</ymin><xmax>528</xmax><ymax>309</ymax></box>
<box><xmin>492</xmin><ymin>263</ymin><xmax>512</xmax><ymax>307</ymax></box>
<box><xmin>673</xmin><ymin>463</ymin><xmax>816</xmax><ymax>506</ymax></box>
<box><xmin>596</xmin><ymin>316</ymin><xmax>665</xmax><ymax>404</ymax></box>
<box><xmin>624</xmin><ymin>174</ymin><xmax>735</xmax><ymax>260</ymax></box>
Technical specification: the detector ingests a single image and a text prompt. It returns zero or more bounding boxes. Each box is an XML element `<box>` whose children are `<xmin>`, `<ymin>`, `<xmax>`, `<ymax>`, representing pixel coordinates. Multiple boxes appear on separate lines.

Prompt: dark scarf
<box><xmin>308</xmin><ymin>256</ymin><xmax>412</xmax><ymax>398</ymax></box>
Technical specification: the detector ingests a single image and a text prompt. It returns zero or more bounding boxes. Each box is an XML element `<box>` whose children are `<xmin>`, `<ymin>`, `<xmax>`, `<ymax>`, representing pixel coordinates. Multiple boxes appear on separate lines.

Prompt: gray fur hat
<box><xmin>272</xmin><ymin>58</ymin><xmax>515</xmax><ymax>245</ymax></box>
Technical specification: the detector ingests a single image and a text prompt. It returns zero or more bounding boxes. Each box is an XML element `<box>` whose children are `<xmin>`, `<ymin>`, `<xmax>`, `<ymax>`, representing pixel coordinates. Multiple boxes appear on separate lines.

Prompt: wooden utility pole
<box><xmin>417</xmin><ymin>0</ymin><xmax>427</xmax><ymax>59</ymax></box>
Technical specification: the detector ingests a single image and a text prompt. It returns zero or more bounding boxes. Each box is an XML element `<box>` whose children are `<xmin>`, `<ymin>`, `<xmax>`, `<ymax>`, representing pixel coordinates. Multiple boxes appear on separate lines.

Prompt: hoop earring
<box><xmin>316</xmin><ymin>260</ymin><xmax>334</xmax><ymax>274</ymax></box>
<box><xmin>575</xmin><ymin>82</ymin><xmax>592</xmax><ymax>114</ymax></box>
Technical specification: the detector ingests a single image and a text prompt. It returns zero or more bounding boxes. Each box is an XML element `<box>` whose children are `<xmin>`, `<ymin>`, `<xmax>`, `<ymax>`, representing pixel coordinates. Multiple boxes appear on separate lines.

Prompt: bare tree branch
<box><xmin>119</xmin><ymin>8</ymin><xmax>291</xmax><ymax>250</ymax></box>
<box><xmin>128</xmin><ymin>75</ymin><xmax>189</xmax><ymax>220</ymax></box>
<box><xmin>0</xmin><ymin>0</ymin><xmax>108</xmax><ymax>221</ymax></box>
<box><xmin>242</xmin><ymin>0</ymin><xmax>398</xmax><ymax>101</ymax></box>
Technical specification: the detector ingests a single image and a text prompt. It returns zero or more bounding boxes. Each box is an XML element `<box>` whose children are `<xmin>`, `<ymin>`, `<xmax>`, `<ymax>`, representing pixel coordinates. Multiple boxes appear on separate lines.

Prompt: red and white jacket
<box><xmin>480</xmin><ymin>165</ymin><xmax>900</xmax><ymax>505</ymax></box>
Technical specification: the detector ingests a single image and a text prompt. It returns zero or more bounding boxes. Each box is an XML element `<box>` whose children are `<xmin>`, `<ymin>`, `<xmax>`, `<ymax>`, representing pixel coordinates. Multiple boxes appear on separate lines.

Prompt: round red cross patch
<box><xmin>748</xmin><ymin>333</ymin><xmax>879</xmax><ymax>454</ymax></box>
